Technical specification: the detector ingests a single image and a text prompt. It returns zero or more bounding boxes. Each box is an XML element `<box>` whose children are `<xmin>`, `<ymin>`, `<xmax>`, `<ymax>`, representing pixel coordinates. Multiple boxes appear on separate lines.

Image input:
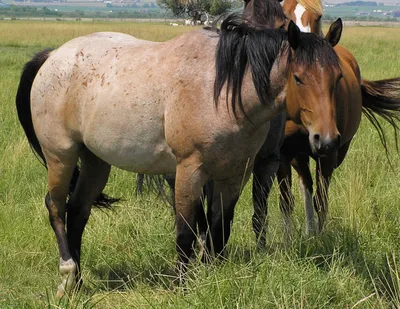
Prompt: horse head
<box><xmin>287</xmin><ymin>18</ymin><xmax>343</xmax><ymax>156</ymax></box>
<box><xmin>243</xmin><ymin>0</ymin><xmax>287</xmax><ymax>29</ymax></box>
<box><xmin>282</xmin><ymin>0</ymin><xmax>323</xmax><ymax>35</ymax></box>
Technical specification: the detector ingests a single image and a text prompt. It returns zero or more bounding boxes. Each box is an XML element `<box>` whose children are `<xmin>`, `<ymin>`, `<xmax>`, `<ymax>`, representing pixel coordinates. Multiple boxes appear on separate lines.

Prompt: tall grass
<box><xmin>0</xmin><ymin>21</ymin><xmax>399</xmax><ymax>308</ymax></box>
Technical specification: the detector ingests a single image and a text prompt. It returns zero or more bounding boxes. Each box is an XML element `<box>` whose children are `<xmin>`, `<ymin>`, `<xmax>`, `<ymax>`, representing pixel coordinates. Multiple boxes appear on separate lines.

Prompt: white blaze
<box><xmin>294</xmin><ymin>4</ymin><xmax>311</xmax><ymax>32</ymax></box>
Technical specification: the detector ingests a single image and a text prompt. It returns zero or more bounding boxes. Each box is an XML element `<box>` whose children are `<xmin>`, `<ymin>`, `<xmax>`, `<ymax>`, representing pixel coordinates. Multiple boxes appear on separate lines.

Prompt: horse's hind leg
<box><xmin>66</xmin><ymin>148</ymin><xmax>111</xmax><ymax>288</ymax></box>
<box><xmin>44</xmin><ymin>150</ymin><xmax>79</xmax><ymax>297</ymax></box>
<box><xmin>277</xmin><ymin>155</ymin><xmax>294</xmax><ymax>242</ymax></box>
<box><xmin>206</xmin><ymin>178</ymin><xmax>243</xmax><ymax>258</ymax></box>
<box><xmin>252</xmin><ymin>154</ymin><xmax>279</xmax><ymax>249</ymax></box>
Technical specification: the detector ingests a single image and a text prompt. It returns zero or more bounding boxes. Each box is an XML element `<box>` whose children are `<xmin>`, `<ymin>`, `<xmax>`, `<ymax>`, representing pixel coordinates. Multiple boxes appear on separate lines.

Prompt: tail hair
<box><xmin>136</xmin><ymin>174</ymin><xmax>174</xmax><ymax>208</ymax></box>
<box><xmin>361</xmin><ymin>77</ymin><xmax>400</xmax><ymax>158</ymax></box>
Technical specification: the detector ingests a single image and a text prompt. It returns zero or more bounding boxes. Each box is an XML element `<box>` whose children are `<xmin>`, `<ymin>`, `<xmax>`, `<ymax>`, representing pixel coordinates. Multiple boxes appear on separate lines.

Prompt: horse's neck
<box><xmin>239</xmin><ymin>55</ymin><xmax>288</xmax><ymax>128</ymax></box>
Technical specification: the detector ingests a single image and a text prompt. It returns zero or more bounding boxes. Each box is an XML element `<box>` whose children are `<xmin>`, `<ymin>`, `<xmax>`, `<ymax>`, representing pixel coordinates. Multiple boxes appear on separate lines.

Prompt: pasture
<box><xmin>0</xmin><ymin>20</ymin><xmax>400</xmax><ymax>308</ymax></box>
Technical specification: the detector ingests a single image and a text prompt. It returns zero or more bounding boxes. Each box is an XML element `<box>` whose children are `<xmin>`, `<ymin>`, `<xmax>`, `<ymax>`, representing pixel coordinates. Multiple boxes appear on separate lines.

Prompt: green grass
<box><xmin>0</xmin><ymin>21</ymin><xmax>400</xmax><ymax>308</ymax></box>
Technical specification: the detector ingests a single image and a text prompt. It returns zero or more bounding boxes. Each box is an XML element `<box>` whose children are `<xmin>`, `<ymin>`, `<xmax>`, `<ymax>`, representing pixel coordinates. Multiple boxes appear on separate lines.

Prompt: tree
<box><xmin>157</xmin><ymin>0</ymin><xmax>235</xmax><ymax>22</ymax></box>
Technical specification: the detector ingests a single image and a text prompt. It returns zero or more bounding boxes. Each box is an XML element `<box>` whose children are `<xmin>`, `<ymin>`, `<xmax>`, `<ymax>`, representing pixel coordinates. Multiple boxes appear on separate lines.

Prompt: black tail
<box><xmin>16</xmin><ymin>49</ymin><xmax>119</xmax><ymax>208</ymax></box>
<box><xmin>361</xmin><ymin>77</ymin><xmax>400</xmax><ymax>157</ymax></box>
<box><xmin>136</xmin><ymin>174</ymin><xmax>175</xmax><ymax>208</ymax></box>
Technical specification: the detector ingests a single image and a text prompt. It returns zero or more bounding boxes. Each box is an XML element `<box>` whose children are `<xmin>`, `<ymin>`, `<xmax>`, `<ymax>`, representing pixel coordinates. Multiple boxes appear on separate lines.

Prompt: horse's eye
<box><xmin>316</xmin><ymin>15</ymin><xmax>322</xmax><ymax>21</ymax></box>
<box><xmin>294</xmin><ymin>74</ymin><xmax>302</xmax><ymax>85</ymax></box>
<box><xmin>336</xmin><ymin>73</ymin><xmax>343</xmax><ymax>84</ymax></box>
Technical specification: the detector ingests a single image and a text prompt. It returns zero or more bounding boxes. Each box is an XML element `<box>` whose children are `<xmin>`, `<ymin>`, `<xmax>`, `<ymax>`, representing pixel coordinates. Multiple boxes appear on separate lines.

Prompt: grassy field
<box><xmin>0</xmin><ymin>20</ymin><xmax>400</xmax><ymax>308</ymax></box>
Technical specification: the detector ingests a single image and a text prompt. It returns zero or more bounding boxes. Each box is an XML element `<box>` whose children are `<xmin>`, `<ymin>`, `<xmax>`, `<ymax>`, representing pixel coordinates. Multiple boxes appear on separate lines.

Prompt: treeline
<box><xmin>0</xmin><ymin>5</ymin><xmax>174</xmax><ymax>18</ymax></box>
<box><xmin>336</xmin><ymin>1</ymin><xmax>378</xmax><ymax>6</ymax></box>
<box><xmin>323</xmin><ymin>14</ymin><xmax>399</xmax><ymax>21</ymax></box>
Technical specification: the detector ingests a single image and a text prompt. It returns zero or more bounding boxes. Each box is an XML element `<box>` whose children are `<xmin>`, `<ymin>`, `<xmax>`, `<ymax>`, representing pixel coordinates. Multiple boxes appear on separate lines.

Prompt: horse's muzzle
<box><xmin>311</xmin><ymin>133</ymin><xmax>341</xmax><ymax>156</ymax></box>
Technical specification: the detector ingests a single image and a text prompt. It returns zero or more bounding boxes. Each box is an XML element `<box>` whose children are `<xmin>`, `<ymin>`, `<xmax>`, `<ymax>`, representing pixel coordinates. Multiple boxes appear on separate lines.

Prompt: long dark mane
<box><xmin>213</xmin><ymin>14</ymin><xmax>288</xmax><ymax>117</ymax></box>
<box><xmin>290</xmin><ymin>33</ymin><xmax>340</xmax><ymax>69</ymax></box>
<box><xmin>243</xmin><ymin>0</ymin><xmax>286</xmax><ymax>29</ymax></box>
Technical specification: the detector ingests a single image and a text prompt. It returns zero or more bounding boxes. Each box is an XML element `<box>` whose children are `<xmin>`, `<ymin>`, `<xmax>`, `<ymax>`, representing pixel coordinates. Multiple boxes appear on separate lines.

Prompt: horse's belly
<box><xmin>82</xmin><ymin>106</ymin><xmax>177</xmax><ymax>174</ymax></box>
<box><xmin>85</xmin><ymin>133</ymin><xmax>177</xmax><ymax>174</ymax></box>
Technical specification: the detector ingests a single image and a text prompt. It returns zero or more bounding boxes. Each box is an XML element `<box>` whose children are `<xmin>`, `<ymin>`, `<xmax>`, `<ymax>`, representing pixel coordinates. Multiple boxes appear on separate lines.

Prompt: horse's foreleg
<box><xmin>66</xmin><ymin>149</ymin><xmax>111</xmax><ymax>289</ymax></box>
<box><xmin>292</xmin><ymin>154</ymin><xmax>315</xmax><ymax>235</ymax></box>
<box><xmin>44</xmin><ymin>151</ymin><xmax>78</xmax><ymax>298</ymax></box>
<box><xmin>252</xmin><ymin>154</ymin><xmax>279</xmax><ymax>249</ymax></box>
<box><xmin>174</xmin><ymin>158</ymin><xmax>207</xmax><ymax>279</ymax></box>
<box><xmin>314</xmin><ymin>155</ymin><xmax>336</xmax><ymax>232</ymax></box>
<box><xmin>277</xmin><ymin>156</ymin><xmax>294</xmax><ymax>242</ymax></box>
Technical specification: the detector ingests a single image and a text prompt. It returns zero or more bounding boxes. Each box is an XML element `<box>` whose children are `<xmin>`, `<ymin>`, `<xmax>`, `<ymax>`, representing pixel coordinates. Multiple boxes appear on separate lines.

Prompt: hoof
<box><xmin>56</xmin><ymin>258</ymin><xmax>77</xmax><ymax>298</ymax></box>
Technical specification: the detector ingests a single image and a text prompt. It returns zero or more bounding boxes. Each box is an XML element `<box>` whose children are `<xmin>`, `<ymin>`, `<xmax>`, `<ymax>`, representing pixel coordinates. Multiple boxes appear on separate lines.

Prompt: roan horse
<box><xmin>15</xmin><ymin>15</ymin><xmax>324</xmax><ymax>296</ymax></box>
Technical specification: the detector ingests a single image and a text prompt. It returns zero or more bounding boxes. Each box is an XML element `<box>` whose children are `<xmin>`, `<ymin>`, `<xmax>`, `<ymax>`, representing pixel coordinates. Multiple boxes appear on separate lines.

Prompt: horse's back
<box><xmin>30</xmin><ymin>30</ymin><xmax>218</xmax><ymax>174</ymax></box>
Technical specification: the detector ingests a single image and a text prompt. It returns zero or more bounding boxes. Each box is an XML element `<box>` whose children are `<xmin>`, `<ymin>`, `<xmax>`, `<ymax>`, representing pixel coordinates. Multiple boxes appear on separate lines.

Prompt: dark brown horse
<box><xmin>243</xmin><ymin>0</ymin><xmax>286</xmax><ymax>29</ymax></box>
<box><xmin>242</xmin><ymin>0</ymin><xmax>289</xmax><ymax>247</ymax></box>
<box><xmin>149</xmin><ymin>0</ymin><xmax>291</xmax><ymax>249</ymax></box>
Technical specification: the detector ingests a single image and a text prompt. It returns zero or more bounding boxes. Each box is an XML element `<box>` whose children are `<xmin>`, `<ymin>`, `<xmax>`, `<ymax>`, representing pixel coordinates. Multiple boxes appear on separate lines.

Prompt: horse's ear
<box><xmin>288</xmin><ymin>20</ymin><xmax>301</xmax><ymax>50</ymax></box>
<box><xmin>325</xmin><ymin>18</ymin><xmax>343</xmax><ymax>47</ymax></box>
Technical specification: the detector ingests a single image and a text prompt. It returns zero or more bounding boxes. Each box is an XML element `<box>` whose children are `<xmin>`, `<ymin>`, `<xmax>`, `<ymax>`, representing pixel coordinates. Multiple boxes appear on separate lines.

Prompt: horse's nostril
<box><xmin>313</xmin><ymin>134</ymin><xmax>321</xmax><ymax>149</ymax></box>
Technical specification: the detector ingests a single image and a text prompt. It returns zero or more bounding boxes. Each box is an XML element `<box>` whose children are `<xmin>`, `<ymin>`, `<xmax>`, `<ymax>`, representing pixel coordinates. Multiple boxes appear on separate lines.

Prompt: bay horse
<box><xmin>247</xmin><ymin>0</ymin><xmax>400</xmax><ymax>241</ymax></box>
<box><xmin>278</xmin><ymin>19</ymin><xmax>400</xmax><ymax>236</ymax></box>
<box><xmin>15</xmin><ymin>15</ymin><xmax>318</xmax><ymax>296</ymax></box>
<box><xmin>249</xmin><ymin>0</ymin><xmax>325</xmax><ymax>243</ymax></box>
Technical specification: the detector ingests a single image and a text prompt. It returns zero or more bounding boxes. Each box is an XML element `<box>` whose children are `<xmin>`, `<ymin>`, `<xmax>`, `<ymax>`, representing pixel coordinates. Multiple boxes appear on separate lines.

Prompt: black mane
<box><xmin>243</xmin><ymin>0</ymin><xmax>286</xmax><ymax>29</ymax></box>
<box><xmin>213</xmin><ymin>14</ymin><xmax>288</xmax><ymax>117</ymax></box>
<box><xmin>213</xmin><ymin>14</ymin><xmax>341</xmax><ymax>117</ymax></box>
<box><xmin>291</xmin><ymin>33</ymin><xmax>340</xmax><ymax>69</ymax></box>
